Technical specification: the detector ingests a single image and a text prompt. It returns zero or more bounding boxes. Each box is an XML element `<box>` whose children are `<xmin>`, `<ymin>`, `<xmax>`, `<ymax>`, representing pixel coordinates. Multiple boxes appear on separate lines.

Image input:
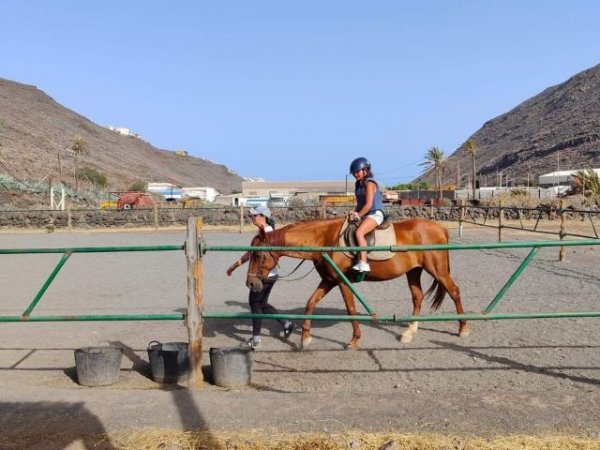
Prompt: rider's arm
<box><xmin>226</xmin><ymin>251</ymin><xmax>250</xmax><ymax>276</ymax></box>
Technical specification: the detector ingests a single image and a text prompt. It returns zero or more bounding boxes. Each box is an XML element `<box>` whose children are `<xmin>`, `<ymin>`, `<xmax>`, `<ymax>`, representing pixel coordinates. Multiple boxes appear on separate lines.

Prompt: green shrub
<box><xmin>129</xmin><ymin>181</ymin><xmax>147</xmax><ymax>192</ymax></box>
<box><xmin>77</xmin><ymin>167</ymin><xmax>107</xmax><ymax>187</ymax></box>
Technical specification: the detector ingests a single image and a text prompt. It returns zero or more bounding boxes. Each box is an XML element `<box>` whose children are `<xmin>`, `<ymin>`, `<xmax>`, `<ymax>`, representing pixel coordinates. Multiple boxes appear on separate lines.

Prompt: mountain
<box><xmin>0</xmin><ymin>78</ymin><xmax>244</xmax><ymax>194</ymax></box>
<box><xmin>417</xmin><ymin>64</ymin><xmax>600</xmax><ymax>187</ymax></box>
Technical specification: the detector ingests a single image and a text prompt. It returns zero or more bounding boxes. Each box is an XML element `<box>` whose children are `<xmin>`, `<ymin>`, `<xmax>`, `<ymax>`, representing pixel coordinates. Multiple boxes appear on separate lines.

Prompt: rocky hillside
<box><xmin>418</xmin><ymin>64</ymin><xmax>600</xmax><ymax>187</ymax></box>
<box><xmin>0</xmin><ymin>78</ymin><xmax>244</xmax><ymax>194</ymax></box>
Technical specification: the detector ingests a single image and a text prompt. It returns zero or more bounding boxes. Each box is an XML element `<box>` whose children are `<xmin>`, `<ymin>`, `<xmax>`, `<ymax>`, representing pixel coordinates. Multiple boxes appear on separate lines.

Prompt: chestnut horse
<box><xmin>246</xmin><ymin>217</ymin><xmax>469</xmax><ymax>349</ymax></box>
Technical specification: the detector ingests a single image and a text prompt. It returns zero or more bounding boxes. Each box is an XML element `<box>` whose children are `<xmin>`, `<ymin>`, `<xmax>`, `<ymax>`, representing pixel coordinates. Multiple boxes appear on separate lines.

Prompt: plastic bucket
<box><xmin>74</xmin><ymin>346</ymin><xmax>123</xmax><ymax>386</ymax></box>
<box><xmin>147</xmin><ymin>341</ymin><xmax>189</xmax><ymax>383</ymax></box>
<box><xmin>209</xmin><ymin>346</ymin><xmax>254</xmax><ymax>387</ymax></box>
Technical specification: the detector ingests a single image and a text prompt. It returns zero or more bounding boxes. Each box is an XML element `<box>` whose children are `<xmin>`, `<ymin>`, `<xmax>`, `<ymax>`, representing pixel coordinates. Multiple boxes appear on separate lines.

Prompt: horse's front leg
<box><xmin>401</xmin><ymin>268</ymin><xmax>424</xmax><ymax>344</ymax></box>
<box><xmin>338</xmin><ymin>283</ymin><xmax>361</xmax><ymax>349</ymax></box>
<box><xmin>301</xmin><ymin>280</ymin><xmax>335</xmax><ymax>350</ymax></box>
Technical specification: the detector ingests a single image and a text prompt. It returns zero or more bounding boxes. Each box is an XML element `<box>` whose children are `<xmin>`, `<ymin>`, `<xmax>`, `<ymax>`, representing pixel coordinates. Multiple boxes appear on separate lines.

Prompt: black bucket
<box><xmin>147</xmin><ymin>341</ymin><xmax>189</xmax><ymax>383</ymax></box>
<box><xmin>74</xmin><ymin>346</ymin><xmax>123</xmax><ymax>387</ymax></box>
<box><xmin>209</xmin><ymin>346</ymin><xmax>254</xmax><ymax>387</ymax></box>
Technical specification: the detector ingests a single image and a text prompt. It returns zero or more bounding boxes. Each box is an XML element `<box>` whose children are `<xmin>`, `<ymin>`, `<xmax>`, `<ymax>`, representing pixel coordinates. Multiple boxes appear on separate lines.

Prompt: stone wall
<box><xmin>0</xmin><ymin>205</ymin><xmax>595</xmax><ymax>230</ymax></box>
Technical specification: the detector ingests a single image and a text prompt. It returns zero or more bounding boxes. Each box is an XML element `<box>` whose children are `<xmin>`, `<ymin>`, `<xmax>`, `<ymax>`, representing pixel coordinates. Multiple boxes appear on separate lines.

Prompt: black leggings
<box><xmin>248</xmin><ymin>276</ymin><xmax>284</xmax><ymax>336</ymax></box>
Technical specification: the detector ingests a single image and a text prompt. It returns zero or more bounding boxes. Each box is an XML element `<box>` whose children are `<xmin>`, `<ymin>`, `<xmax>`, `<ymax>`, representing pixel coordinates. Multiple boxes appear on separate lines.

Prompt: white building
<box><xmin>108</xmin><ymin>126</ymin><xmax>142</xmax><ymax>139</ymax></box>
<box><xmin>538</xmin><ymin>169</ymin><xmax>600</xmax><ymax>187</ymax></box>
<box><xmin>181</xmin><ymin>187</ymin><xmax>220</xmax><ymax>202</ymax></box>
<box><xmin>242</xmin><ymin>180</ymin><xmax>350</xmax><ymax>198</ymax></box>
<box><xmin>147</xmin><ymin>182</ymin><xmax>182</xmax><ymax>201</ymax></box>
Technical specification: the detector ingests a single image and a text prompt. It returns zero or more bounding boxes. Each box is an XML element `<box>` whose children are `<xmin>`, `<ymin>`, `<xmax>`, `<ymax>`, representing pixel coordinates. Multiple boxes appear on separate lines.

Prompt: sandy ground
<box><xmin>1</xmin><ymin>223</ymin><xmax>600</xmax><ymax>448</ymax></box>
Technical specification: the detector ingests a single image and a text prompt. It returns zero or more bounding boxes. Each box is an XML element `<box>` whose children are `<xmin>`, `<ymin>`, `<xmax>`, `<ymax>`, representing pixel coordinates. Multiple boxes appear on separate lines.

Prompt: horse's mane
<box><xmin>286</xmin><ymin>217</ymin><xmax>343</xmax><ymax>228</ymax></box>
<box><xmin>264</xmin><ymin>217</ymin><xmax>344</xmax><ymax>247</ymax></box>
<box><xmin>263</xmin><ymin>227</ymin><xmax>286</xmax><ymax>246</ymax></box>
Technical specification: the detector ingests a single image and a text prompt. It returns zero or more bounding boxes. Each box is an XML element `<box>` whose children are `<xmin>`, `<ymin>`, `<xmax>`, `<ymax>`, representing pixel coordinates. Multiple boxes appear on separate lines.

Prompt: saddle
<box><xmin>339</xmin><ymin>216</ymin><xmax>396</xmax><ymax>261</ymax></box>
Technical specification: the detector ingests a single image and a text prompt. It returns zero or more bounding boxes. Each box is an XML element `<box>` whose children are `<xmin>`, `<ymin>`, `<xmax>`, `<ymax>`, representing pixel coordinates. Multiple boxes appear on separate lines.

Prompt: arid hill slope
<box><xmin>0</xmin><ymin>78</ymin><xmax>243</xmax><ymax>193</ymax></box>
<box><xmin>417</xmin><ymin>63</ymin><xmax>600</xmax><ymax>186</ymax></box>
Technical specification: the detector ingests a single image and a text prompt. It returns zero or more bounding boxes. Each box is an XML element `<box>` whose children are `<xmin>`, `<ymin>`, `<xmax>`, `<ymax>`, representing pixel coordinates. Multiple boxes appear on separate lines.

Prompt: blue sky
<box><xmin>1</xmin><ymin>1</ymin><xmax>598</xmax><ymax>185</ymax></box>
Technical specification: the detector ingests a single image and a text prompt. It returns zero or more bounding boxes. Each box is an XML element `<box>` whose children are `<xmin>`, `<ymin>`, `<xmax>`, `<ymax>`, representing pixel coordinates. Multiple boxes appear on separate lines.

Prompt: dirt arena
<box><xmin>1</xmin><ymin>223</ymin><xmax>599</xmax><ymax>449</ymax></box>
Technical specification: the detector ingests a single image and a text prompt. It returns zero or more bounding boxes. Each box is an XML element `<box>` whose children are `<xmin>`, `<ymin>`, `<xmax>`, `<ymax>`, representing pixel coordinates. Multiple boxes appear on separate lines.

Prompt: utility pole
<box><xmin>557</xmin><ymin>151</ymin><xmax>560</xmax><ymax>190</ymax></box>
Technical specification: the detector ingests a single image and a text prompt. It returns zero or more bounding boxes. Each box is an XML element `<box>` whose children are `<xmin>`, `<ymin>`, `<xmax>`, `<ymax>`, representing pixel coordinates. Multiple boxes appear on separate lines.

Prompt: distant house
<box><xmin>538</xmin><ymin>169</ymin><xmax>600</xmax><ymax>187</ymax></box>
<box><xmin>212</xmin><ymin>194</ymin><xmax>267</xmax><ymax>207</ymax></box>
<box><xmin>242</xmin><ymin>180</ymin><xmax>350</xmax><ymax>200</ymax></box>
<box><xmin>107</xmin><ymin>125</ymin><xmax>142</xmax><ymax>139</ymax></box>
<box><xmin>147</xmin><ymin>182</ymin><xmax>182</xmax><ymax>201</ymax></box>
<box><xmin>181</xmin><ymin>186</ymin><xmax>219</xmax><ymax>202</ymax></box>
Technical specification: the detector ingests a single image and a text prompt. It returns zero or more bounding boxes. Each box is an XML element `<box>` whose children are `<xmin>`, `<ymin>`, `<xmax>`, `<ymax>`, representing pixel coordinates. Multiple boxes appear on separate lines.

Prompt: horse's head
<box><xmin>246</xmin><ymin>228</ymin><xmax>280</xmax><ymax>292</ymax></box>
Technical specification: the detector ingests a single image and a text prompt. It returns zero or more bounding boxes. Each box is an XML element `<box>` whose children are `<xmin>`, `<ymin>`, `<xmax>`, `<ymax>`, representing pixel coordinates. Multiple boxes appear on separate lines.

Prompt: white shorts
<box><xmin>366</xmin><ymin>210</ymin><xmax>385</xmax><ymax>226</ymax></box>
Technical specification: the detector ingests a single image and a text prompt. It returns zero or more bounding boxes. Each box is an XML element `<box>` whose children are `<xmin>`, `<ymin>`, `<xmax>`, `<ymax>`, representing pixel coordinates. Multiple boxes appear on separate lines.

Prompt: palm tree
<box><xmin>71</xmin><ymin>136</ymin><xmax>87</xmax><ymax>191</ymax></box>
<box><xmin>465</xmin><ymin>138</ymin><xmax>477</xmax><ymax>199</ymax></box>
<box><xmin>571</xmin><ymin>169</ymin><xmax>600</xmax><ymax>198</ymax></box>
<box><xmin>420</xmin><ymin>146</ymin><xmax>446</xmax><ymax>200</ymax></box>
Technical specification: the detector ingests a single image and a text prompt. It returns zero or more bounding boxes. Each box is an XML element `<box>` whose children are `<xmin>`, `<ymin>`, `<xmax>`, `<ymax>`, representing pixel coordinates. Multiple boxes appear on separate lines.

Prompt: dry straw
<box><xmin>99</xmin><ymin>429</ymin><xmax>600</xmax><ymax>450</ymax></box>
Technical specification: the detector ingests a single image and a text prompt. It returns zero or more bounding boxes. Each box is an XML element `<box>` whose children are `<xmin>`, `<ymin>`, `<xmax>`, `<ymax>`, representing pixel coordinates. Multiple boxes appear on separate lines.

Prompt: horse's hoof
<box><xmin>344</xmin><ymin>342</ymin><xmax>359</xmax><ymax>350</ymax></box>
<box><xmin>399</xmin><ymin>332</ymin><xmax>413</xmax><ymax>344</ymax></box>
<box><xmin>300</xmin><ymin>336</ymin><xmax>312</xmax><ymax>349</ymax></box>
<box><xmin>459</xmin><ymin>324</ymin><xmax>471</xmax><ymax>338</ymax></box>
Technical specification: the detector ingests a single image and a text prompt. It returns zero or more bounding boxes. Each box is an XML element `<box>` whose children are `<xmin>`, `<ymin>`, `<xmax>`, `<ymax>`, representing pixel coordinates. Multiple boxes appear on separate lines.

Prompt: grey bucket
<box><xmin>74</xmin><ymin>346</ymin><xmax>123</xmax><ymax>386</ymax></box>
<box><xmin>147</xmin><ymin>341</ymin><xmax>190</xmax><ymax>383</ymax></box>
<box><xmin>209</xmin><ymin>346</ymin><xmax>254</xmax><ymax>387</ymax></box>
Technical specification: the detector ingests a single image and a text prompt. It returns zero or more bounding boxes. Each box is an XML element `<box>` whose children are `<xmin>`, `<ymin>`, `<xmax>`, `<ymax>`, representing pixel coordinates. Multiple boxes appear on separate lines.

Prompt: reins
<box><xmin>276</xmin><ymin>259</ymin><xmax>318</xmax><ymax>282</ymax></box>
<box><xmin>251</xmin><ymin>225</ymin><xmax>326</xmax><ymax>282</ymax></box>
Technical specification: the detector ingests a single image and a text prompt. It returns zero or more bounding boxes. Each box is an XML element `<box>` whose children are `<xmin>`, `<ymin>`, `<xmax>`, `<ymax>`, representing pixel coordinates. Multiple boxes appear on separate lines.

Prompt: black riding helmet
<box><xmin>349</xmin><ymin>157</ymin><xmax>371</xmax><ymax>174</ymax></box>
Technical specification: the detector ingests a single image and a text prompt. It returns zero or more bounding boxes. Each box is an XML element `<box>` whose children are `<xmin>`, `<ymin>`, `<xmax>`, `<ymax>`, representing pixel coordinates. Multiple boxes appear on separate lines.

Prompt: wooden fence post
<box><xmin>239</xmin><ymin>205</ymin><xmax>244</xmax><ymax>233</ymax></box>
<box><xmin>153</xmin><ymin>202</ymin><xmax>159</xmax><ymax>230</ymax></box>
<box><xmin>559</xmin><ymin>199</ymin><xmax>567</xmax><ymax>262</ymax></box>
<box><xmin>67</xmin><ymin>205</ymin><xmax>72</xmax><ymax>230</ymax></box>
<box><xmin>458</xmin><ymin>199</ymin><xmax>464</xmax><ymax>237</ymax></box>
<box><xmin>186</xmin><ymin>217</ymin><xmax>204</xmax><ymax>389</ymax></box>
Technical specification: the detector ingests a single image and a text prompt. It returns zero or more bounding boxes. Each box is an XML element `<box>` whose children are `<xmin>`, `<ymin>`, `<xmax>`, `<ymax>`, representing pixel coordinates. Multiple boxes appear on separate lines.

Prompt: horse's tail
<box><xmin>425</xmin><ymin>279</ymin><xmax>447</xmax><ymax>311</ymax></box>
<box><xmin>426</xmin><ymin>225</ymin><xmax>451</xmax><ymax>311</ymax></box>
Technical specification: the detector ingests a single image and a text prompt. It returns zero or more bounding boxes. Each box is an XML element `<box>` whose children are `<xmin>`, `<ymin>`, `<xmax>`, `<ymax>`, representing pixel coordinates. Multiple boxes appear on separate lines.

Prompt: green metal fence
<box><xmin>0</xmin><ymin>244</ymin><xmax>184</xmax><ymax>323</ymax></box>
<box><xmin>203</xmin><ymin>239</ymin><xmax>600</xmax><ymax>323</ymax></box>
<box><xmin>2</xmin><ymin>239</ymin><xmax>600</xmax><ymax>324</ymax></box>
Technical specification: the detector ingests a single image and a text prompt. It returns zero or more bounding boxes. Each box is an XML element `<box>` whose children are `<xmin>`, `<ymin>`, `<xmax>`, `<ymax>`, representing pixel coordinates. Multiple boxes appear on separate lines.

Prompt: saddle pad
<box><xmin>338</xmin><ymin>218</ymin><xmax>396</xmax><ymax>261</ymax></box>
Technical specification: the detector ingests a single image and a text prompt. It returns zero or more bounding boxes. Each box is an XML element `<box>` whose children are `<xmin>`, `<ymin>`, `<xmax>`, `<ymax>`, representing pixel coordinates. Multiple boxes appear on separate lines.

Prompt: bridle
<box><xmin>247</xmin><ymin>229</ymin><xmax>282</xmax><ymax>281</ymax></box>
<box><xmin>247</xmin><ymin>230</ymin><xmax>322</xmax><ymax>282</ymax></box>
<box><xmin>247</xmin><ymin>248</ymin><xmax>280</xmax><ymax>281</ymax></box>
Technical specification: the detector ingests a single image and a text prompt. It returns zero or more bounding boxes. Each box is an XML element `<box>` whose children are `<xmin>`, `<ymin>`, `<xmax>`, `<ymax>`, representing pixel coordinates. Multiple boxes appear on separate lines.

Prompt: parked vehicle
<box><xmin>117</xmin><ymin>192</ymin><xmax>156</xmax><ymax>209</ymax></box>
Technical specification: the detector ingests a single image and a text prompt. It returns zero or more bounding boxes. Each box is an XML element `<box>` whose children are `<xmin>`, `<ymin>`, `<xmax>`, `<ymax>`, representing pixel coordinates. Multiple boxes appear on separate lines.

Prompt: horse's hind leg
<box><xmin>338</xmin><ymin>283</ymin><xmax>361</xmax><ymax>349</ymax></box>
<box><xmin>301</xmin><ymin>280</ymin><xmax>335</xmax><ymax>349</ymax></box>
<box><xmin>401</xmin><ymin>267</ymin><xmax>424</xmax><ymax>344</ymax></box>
<box><xmin>432</xmin><ymin>262</ymin><xmax>470</xmax><ymax>338</ymax></box>
<box><xmin>425</xmin><ymin>251</ymin><xmax>469</xmax><ymax>337</ymax></box>
<box><xmin>440</xmin><ymin>273</ymin><xmax>470</xmax><ymax>337</ymax></box>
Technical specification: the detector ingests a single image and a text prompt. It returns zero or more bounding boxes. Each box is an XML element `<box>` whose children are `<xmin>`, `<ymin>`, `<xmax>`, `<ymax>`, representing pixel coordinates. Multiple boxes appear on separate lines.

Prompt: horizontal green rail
<box><xmin>202</xmin><ymin>311</ymin><xmax>600</xmax><ymax>322</ymax></box>
<box><xmin>3</xmin><ymin>310</ymin><xmax>600</xmax><ymax>323</ymax></box>
<box><xmin>204</xmin><ymin>238</ymin><xmax>600</xmax><ymax>253</ymax></box>
<box><xmin>0</xmin><ymin>313</ymin><xmax>185</xmax><ymax>323</ymax></box>
<box><xmin>0</xmin><ymin>245</ymin><xmax>183</xmax><ymax>255</ymax></box>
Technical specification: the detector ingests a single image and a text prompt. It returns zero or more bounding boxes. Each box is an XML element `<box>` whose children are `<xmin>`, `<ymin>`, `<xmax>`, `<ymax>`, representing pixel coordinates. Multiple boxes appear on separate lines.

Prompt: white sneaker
<box><xmin>244</xmin><ymin>338</ymin><xmax>262</xmax><ymax>349</ymax></box>
<box><xmin>352</xmin><ymin>261</ymin><xmax>371</xmax><ymax>272</ymax></box>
